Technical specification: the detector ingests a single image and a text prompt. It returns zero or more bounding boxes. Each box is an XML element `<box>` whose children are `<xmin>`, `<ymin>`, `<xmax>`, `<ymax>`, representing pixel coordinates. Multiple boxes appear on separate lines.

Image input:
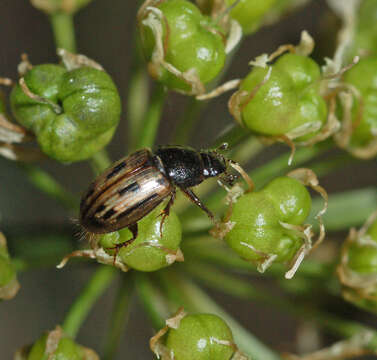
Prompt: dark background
<box><xmin>0</xmin><ymin>0</ymin><xmax>376</xmax><ymax>359</ymax></box>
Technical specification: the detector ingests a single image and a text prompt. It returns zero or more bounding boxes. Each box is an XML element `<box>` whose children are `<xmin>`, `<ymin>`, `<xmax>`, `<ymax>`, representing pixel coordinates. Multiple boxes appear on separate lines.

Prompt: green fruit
<box><xmin>139</xmin><ymin>0</ymin><xmax>226</xmax><ymax>92</ymax></box>
<box><xmin>100</xmin><ymin>203</ymin><xmax>182</xmax><ymax>271</ymax></box>
<box><xmin>0</xmin><ymin>241</ymin><xmax>15</xmax><ymax>288</ymax></box>
<box><xmin>347</xmin><ymin>218</ymin><xmax>377</xmax><ymax>274</ymax></box>
<box><xmin>27</xmin><ymin>335</ymin><xmax>82</xmax><ymax>360</ymax></box>
<box><xmin>342</xmin><ymin>56</ymin><xmax>377</xmax><ymax>147</ymax></box>
<box><xmin>263</xmin><ymin>176</ymin><xmax>312</xmax><ymax>225</ymax></box>
<box><xmin>225</xmin><ymin>176</ymin><xmax>311</xmax><ymax>264</ymax></box>
<box><xmin>10</xmin><ymin>64</ymin><xmax>121</xmax><ymax>163</ymax></box>
<box><xmin>238</xmin><ymin>53</ymin><xmax>327</xmax><ymax>140</ymax></box>
<box><xmin>351</xmin><ymin>0</ymin><xmax>377</xmax><ymax>56</ymax></box>
<box><xmin>225</xmin><ymin>0</ymin><xmax>278</xmax><ymax>35</ymax></box>
<box><xmin>166</xmin><ymin>313</ymin><xmax>234</xmax><ymax>360</ymax></box>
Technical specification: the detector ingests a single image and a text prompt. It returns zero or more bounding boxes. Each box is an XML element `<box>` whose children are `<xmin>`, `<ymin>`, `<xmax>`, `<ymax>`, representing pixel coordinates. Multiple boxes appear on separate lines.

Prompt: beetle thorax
<box><xmin>200</xmin><ymin>151</ymin><xmax>226</xmax><ymax>179</ymax></box>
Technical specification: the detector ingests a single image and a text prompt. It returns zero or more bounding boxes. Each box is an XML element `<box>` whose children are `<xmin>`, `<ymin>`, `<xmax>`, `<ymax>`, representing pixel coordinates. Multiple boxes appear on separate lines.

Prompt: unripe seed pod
<box><xmin>10</xmin><ymin>53</ymin><xmax>121</xmax><ymax>163</ymax></box>
<box><xmin>233</xmin><ymin>53</ymin><xmax>327</xmax><ymax>141</ymax></box>
<box><xmin>138</xmin><ymin>0</ymin><xmax>226</xmax><ymax>94</ymax></box>
<box><xmin>225</xmin><ymin>0</ymin><xmax>278</xmax><ymax>35</ymax></box>
<box><xmin>0</xmin><ymin>232</ymin><xmax>20</xmax><ymax>300</ymax></box>
<box><xmin>337</xmin><ymin>211</ymin><xmax>377</xmax><ymax>312</ymax></box>
<box><xmin>150</xmin><ymin>309</ymin><xmax>248</xmax><ymax>360</ymax></box>
<box><xmin>338</xmin><ymin>56</ymin><xmax>377</xmax><ymax>156</ymax></box>
<box><xmin>214</xmin><ymin>169</ymin><xmax>327</xmax><ymax>279</ymax></box>
<box><xmin>350</xmin><ymin>0</ymin><xmax>377</xmax><ymax>57</ymax></box>
<box><xmin>14</xmin><ymin>326</ymin><xmax>99</xmax><ymax>360</ymax></box>
<box><xmin>224</xmin><ymin>189</ymin><xmax>304</xmax><ymax>264</ymax></box>
<box><xmin>99</xmin><ymin>203</ymin><xmax>183</xmax><ymax>271</ymax></box>
<box><xmin>166</xmin><ymin>314</ymin><xmax>234</xmax><ymax>360</ymax></box>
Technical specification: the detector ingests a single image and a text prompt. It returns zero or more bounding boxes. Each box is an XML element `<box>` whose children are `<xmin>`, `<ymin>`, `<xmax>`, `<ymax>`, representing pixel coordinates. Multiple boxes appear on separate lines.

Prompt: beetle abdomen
<box><xmin>80</xmin><ymin>149</ymin><xmax>172</xmax><ymax>234</ymax></box>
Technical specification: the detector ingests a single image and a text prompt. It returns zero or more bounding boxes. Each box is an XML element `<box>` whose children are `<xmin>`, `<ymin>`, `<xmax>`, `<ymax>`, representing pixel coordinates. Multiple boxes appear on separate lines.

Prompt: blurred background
<box><xmin>0</xmin><ymin>0</ymin><xmax>376</xmax><ymax>359</ymax></box>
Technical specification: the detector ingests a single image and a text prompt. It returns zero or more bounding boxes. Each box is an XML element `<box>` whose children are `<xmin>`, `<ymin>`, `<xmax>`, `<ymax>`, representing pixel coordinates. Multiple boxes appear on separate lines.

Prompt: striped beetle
<box><xmin>80</xmin><ymin>144</ymin><xmax>249</xmax><ymax>252</ymax></box>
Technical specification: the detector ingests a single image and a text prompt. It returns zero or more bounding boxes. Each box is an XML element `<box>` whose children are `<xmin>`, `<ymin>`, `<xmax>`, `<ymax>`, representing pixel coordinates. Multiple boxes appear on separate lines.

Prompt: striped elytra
<box><xmin>80</xmin><ymin>149</ymin><xmax>172</xmax><ymax>234</ymax></box>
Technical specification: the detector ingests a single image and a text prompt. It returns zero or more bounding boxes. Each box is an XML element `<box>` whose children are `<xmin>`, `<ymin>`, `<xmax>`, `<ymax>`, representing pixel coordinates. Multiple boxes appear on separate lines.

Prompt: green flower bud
<box><xmin>233</xmin><ymin>53</ymin><xmax>327</xmax><ymax>141</ymax></box>
<box><xmin>225</xmin><ymin>0</ymin><xmax>278</xmax><ymax>35</ymax></box>
<box><xmin>150</xmin><ymin>309</ymin><xmax>247</xmax><ymax>360</ymax></box>
<box><xmin>138</xmin><ymin>0</ymin><xmax>226</xmax><ymax>94</ymax></box>
<box><xmin>341</xmin><ymin>56</ymin><xmax>377</xmax><ymax>149</ymax></box>
<box><xmin>337</xmin><ymin>212</ymin><xmax>377</xmax><ymax>313</ymax></box>
<box><xmin>14</xmin><ymin>326</ymin><xmax>99</xmax><ymax>360</ymax></box>
<box><xmin>99</xmin><ymin>203</ymin><xmax>182</xmax><ymax>271</ymax></box>
<box><xmin>10</xmin><ymin>53</ymin><xmax>121</xmax><ymax>163</ymax></box>
<box><xmin>0</xmin><ymin>232</ymin><xmax>20</xmax><ymax>300</ymax></box>
<box><xmin>30</xmin><ymin>0</ymin><xmax>93</xmax><ymax>14</ymax></box>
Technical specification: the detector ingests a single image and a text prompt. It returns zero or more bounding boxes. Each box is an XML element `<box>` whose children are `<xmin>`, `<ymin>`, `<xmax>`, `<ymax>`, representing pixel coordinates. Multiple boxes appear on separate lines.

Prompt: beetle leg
<box><xmin>159</xmin><ymin>188</ymin><xmax>176</xmax><ymax>238</ymax></box>
<box><xmin>180</xmin><ymin>187</ymin><xmax>215</xmax><ymax>223</ymax></box>
<box><xmin>110</xmin><ymin>223</ymin><xmax>138</xmax><ymax>265</ymax></box>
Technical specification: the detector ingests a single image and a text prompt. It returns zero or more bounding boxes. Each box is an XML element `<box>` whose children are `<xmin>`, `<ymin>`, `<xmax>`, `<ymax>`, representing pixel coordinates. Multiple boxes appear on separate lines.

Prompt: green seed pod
<box><xmin>99</xmin><ymin>203</ymin><xmax>183</xmax><ymax>272</ymax></box>
<box><xmin>150</xmin><ymin>309</ymin><xmax>248</xmax><ymax>360</ymax></box>
<box><xmin>138</xmin><ymin>0</ymin><xmax>226</xmax><ymax>94</ymax></box>
<box><xmin>0</xmin><ymin>232</ymin><xmax>20</xmax><ymax>300</ymax></box>
<box><xmin>224</xmin><ymin>190</ymin><xmax>303</xmax><ymax>265</ymax></box>
<box><xmin>231</xmin><ymin>53</ymin><xmax>327</xmax><ymax>141</ymax></box>
<box><xmin>14</xmin><ymin>326</ymin><xmax>99</xmax><ymax>360</ymax></box>
<box><xmin>263</xmin><ymin>176</ymin><xmax>312</xmax><ymax>225</ymax></box>
<box><xmin>215</xmin><ymin>169</ymin><xmax>326</xmax><ymax>278</ymax></box>
<box><xmin>337</xmin><ymin>211</ymin><xmax>377</xmax><ymax>312</ymax></box>
<box><xmin>339</xmin><ymin>56</ymin><xmax>377</xmax><ymax>155</ymax></box>
<box><xmin>225</xmin><ymin>0</ymin><xmax>278</xmax><ymax>35</ymax></box>
<box><xmin>30</xmin><ymin>0</ymin><xmax>93</xmax><ymax>14</ymax></box>
<box><xmin>10</xmin><ymin>53</ymin><xmax>121</xmax><ymax>163</ymax></box>
<box><xmin>166</xmin><ymin>314</ymin><xmax>234</xmax><ymax>360</ymax></box>
<box><xmin>350</xmin><ymin>0</ymin><xmax>377</xmax><ymax>57</ymax></box>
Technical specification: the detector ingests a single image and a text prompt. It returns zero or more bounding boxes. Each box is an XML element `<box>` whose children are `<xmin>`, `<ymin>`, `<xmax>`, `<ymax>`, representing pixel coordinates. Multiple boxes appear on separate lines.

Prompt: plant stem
<box><xmin>133</xmin><ymin>272</ymin><xmax>170</xmax><ymax>330</ymax></box>
<box><xmin>49</xmin><ymin>12</ymin><xmax>76</xmax><ymax>52</ymax></box>
<box><xmin>157</xmin><ymin>269</ymin><xmax>281</xmax><ymax>360</ymax></box>
<box><xmin>20</xmin><ymin>164</ymin><xmax>77</xmax><ymax>211</ymax></box>
<box><xmin>62</xmin><ymin>265</ymin><xmax>116</xmax><ymax>338</ymax></box>
<box><xmin>90</xmin><ymin>149</ymin><xmax>112</xmax><ymax>174</ymax></box>
<box><xmin>127</xmin><ymin>27</ymin><xmax>149</xmax><ymax>152</ymax></box>
<box><xmin>135</xmin><ymin>83</ymin><xmax>167</xmax><ymax>149</ymax></box>
<box><xmin>103</xmin><ymin>276</ymin><xmax>133</xmax><ymax>360</ymax></box>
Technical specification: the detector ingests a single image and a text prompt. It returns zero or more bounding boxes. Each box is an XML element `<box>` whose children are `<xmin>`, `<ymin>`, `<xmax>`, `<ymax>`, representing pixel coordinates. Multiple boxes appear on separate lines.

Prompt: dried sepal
<box><xmin>282</xmin><ymin>330</ymin><xmax>376</xmax><ymax>360</ymax></box>
<box><xmin>57</xmin><ymin>247</ymin><xmax>130</xmax><ymax>272</ymax></box>
<box><xmin>150</xmin><ymin>307</ymin><xmax>187</xmax><ymax>360</ymax></box>
<box><xmin>337</xmin><ymin>210</ymin><xmax>377</xmax><ymax>301</ymax></box>
<box><xmin>57</xmin><ymin>48</ymin><xmax>104</xmax><ymax>71</ymax></box>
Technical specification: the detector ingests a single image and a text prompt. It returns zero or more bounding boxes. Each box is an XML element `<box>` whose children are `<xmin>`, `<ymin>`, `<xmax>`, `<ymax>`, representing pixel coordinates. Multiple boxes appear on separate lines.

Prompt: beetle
<box><xmin>80</xmin><ymin>145</ymin><xmax>241</xmax><ymax>251</ymax></box>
